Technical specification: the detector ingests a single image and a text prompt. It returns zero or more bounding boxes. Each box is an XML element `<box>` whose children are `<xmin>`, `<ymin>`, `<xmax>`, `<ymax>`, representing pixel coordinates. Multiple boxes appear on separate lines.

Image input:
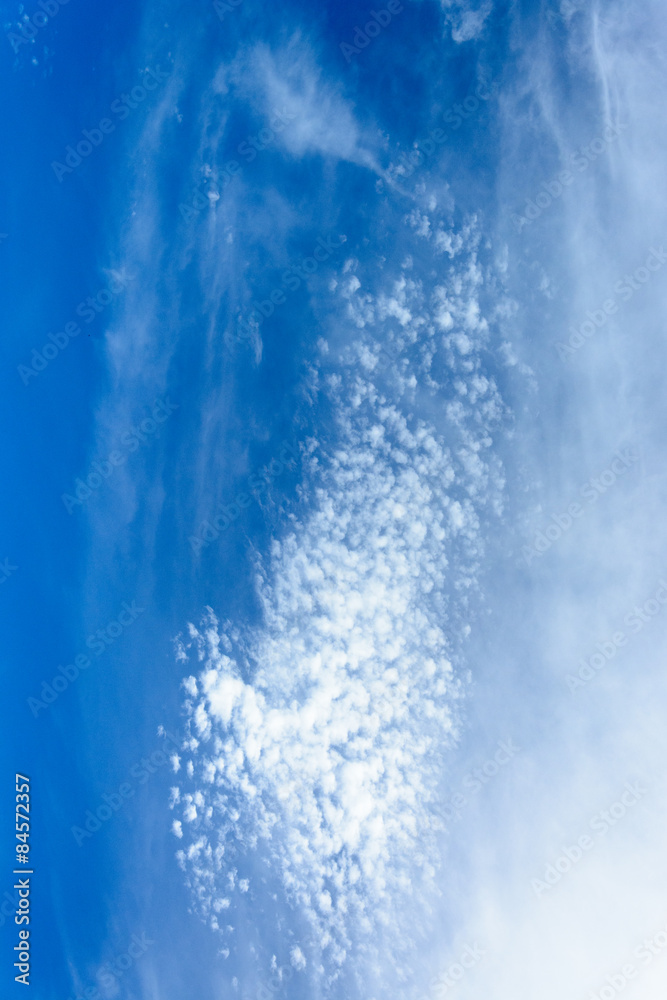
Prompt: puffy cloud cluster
<box><xmin>170</xmin><ymin>222</ymin><xmax>507</xmax><ymax>989</ymax></box>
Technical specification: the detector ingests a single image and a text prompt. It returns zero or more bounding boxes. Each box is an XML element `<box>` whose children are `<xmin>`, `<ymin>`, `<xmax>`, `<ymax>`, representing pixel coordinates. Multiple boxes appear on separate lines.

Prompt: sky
<box><xmin>2</xmin><ymin>0</ymin><xmax>667</xmax><ymax>997</ymax></box>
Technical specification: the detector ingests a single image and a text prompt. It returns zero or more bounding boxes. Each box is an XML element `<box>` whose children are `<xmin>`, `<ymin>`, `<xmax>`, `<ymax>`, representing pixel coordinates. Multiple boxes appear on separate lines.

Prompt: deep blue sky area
<box><xmin>3</xmin><ymin>0</ymin><xmax>667</xmax><ymax>998</ymax></box>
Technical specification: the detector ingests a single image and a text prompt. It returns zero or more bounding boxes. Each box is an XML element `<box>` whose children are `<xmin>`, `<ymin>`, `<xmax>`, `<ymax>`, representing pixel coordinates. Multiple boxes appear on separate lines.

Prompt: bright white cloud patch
<box><xmin>171</xmin><ymin>221</ymin><xmax>508</xmax><ymax>991</ymax></box>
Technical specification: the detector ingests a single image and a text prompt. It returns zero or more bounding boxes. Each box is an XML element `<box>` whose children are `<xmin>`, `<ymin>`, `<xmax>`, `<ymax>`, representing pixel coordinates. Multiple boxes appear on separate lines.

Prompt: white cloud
<box><xmin>170</xmin><ymin>221</ymin><xmax>510</xmax><ymax>992</ymax></box>
<box><xmin>440</xmin><ymin>0</ymin><xmax>493</xmax><ymax>42</ymax></box>
<box><xmin>290</xmin><ymin>945</ymin><xmax>306</xmax><ymax>970</ymax></box>
<box><xmin>243</xmin><ymin>39</ymin><xmax>382</xmax><ymax>172</ymax></box>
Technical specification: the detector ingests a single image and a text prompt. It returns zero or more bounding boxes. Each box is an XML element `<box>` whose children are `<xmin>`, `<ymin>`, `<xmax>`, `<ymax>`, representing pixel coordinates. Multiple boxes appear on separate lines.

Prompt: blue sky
<box><xmin>3</xmin><ymin>0</ymin><xmax>667</xmax><ymax>997</ymax></box>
